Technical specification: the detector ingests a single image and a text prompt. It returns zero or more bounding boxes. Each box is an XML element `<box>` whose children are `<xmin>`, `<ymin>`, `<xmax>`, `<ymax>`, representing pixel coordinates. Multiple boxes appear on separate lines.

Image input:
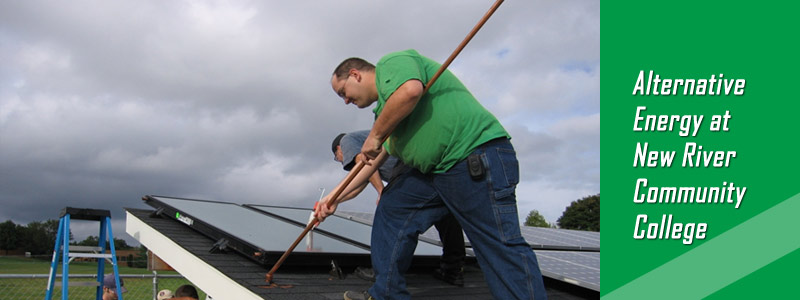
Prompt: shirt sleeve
<box><xmin>376</xmin><ymin>54</ymin><xmax>425</xmax><ymax>101</ymax></box>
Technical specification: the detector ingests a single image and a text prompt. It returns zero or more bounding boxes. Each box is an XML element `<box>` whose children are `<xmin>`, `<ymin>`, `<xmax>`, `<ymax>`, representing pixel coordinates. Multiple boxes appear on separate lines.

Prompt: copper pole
<box><xmin>423</xmin><ymin>0</ymin><xmax>505</xmax><ymax>95</ymax></box>
<box><xmin>266</xmin><ymin>0</ymin><xmax>505</xmax><ymax>284</ymax></box>
<box><xmin>265</xmin><ymin>161</ymin><xmax>366</xmax><ymax>283</ymax></box>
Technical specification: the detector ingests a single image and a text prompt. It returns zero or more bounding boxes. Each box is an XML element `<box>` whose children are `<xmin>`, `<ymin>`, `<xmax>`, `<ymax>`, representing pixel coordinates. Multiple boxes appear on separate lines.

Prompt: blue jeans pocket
<box><xmin>489</xmin><ymin>148</ymin><xmax>519</xmax><ymax>199</ymax></box>
<box><xmin>497</xmin><ymin>148</ymin><xmax>519</xmax><ymax>186</ymax></box>
<box><xmin>495</xmin><ymin>203</ymin><xmax>522</xmax><ymax>242</ymax></box>
<box><xmin>488</xmin><ymin>147</ymin><xmax>523</xmax><ymax>242</ymax></box>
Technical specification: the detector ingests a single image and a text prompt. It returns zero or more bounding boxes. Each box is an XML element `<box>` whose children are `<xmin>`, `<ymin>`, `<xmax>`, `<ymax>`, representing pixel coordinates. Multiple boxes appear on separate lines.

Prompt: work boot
<box><xmin>343</xmin><ymin>290</ymin><xmax>374</xmax><ymax>300</ymax></box>
<box><xmin>432</xmin><ymin>266</ymin><xmax>464</xmax><ymax>287</ymax></box>
<box><xmin>354</xmin><ymin>266</ymin><xmax>376</xmax><ymax>282</ymax></box>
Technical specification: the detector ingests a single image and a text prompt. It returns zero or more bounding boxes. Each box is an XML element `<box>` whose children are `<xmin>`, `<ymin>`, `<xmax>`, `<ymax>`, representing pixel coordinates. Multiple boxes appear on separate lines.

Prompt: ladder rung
<box><xmin>68</xmin><ymin>246</ymin><xmax>103</xmax><ymax>252</ymax></box>
<box><xmin>55</xmin><ymin>281</ymin><xmax>100</xmax><ymax>287</ymax></box>
<box><xmin>68</xmin><ymin>253</ymin><xmax>113</xmax><ymax>259</ymax></box>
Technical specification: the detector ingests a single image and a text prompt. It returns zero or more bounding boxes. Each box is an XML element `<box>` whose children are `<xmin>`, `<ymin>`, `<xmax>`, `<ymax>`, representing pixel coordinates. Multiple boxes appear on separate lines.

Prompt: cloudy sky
<box><xmin>0</xmin><ymin>0</ymin><xmax>598</xmax><ymax>244</ymax></box>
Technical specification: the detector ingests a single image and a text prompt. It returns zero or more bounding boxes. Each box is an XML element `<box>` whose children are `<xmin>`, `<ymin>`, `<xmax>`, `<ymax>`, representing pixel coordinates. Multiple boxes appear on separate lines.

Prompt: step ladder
<box><xmin>45</xmin><ymin>207</ymin><xmax>124</xmax><ymax>300</ymax></box>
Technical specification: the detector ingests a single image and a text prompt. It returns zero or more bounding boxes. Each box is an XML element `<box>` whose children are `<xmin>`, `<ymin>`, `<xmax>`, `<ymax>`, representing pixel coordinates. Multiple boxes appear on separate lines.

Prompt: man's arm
<box><xmin>367</xmin><ymin>168</ymin><xmax>385</xmax><ymax>204</ymax></box>
<box><xmin>315</xmin><ymin>149</ymin><xmax>389</xmax><ymax>221</ymax></box>
<box><xmin>361</xmin><ymin>79</ymin><xmax>424</xmax><ymax>160</ymax></box>
<box><xmin>336</xmin><ymin>163</ymin><xmax>383</xmax><ymax>203</ymax></box>
<box><xmin>339</xmin><ymin>180</ymin><xmax>370</xmax><ymax>202</ymax></box>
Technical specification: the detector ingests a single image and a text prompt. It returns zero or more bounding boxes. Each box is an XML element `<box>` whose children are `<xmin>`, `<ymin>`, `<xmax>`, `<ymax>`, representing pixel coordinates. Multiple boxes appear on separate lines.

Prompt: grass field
<box><xmin>0</xmin><ymin>255</ymin><xmax>165</xmax><ymax>274</ymax></box>
<box><xmin>0</xmin><ymin>256</ymin><xmax>207</xmax><ymax>299</ymax></box>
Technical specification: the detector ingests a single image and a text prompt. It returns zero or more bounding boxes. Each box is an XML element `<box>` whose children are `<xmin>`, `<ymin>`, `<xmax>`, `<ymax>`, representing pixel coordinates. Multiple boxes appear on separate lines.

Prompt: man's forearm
<box><xmin>369</xmin><ymin>167</ymin><xmax>385</xmax><ymax>192</ymax></box>
<box><xmin>341</xmin><ymin>181</ymin><xmax>369</xmax><ymax>202</ymax></box>
<box><xmin>329</xmin><ymin>150</ymin><xmax>389</xmax><ymax>205</ymax></box>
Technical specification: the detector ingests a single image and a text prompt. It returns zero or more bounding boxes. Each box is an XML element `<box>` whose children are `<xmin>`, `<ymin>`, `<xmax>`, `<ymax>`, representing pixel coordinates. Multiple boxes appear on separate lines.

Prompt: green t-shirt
<box><xmin>373</xmin><ymin>49</ymin><xmax>509</xmax><ymax>174</ymax></box>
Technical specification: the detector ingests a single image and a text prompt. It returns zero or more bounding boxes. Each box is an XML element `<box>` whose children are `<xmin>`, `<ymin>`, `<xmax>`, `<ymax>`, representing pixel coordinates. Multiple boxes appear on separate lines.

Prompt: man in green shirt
<box><xmin>317</xmin><ymin>49</ymin><xmax>547</xmax><ymax>300</ymax></box>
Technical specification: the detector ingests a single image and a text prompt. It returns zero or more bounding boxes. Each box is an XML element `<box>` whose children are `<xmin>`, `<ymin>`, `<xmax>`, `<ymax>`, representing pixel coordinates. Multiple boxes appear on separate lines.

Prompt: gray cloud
<box><xmin>0</xmin><ymin>0</ymin><xmax>598</xmax><ymax>242</ymax></box>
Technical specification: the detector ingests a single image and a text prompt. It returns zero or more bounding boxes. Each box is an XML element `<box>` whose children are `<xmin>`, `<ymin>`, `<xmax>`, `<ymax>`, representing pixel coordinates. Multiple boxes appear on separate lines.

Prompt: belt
<box><xmin>477</xmin><ymin>137</ymin><xmax>510</xmax><ymax>149</ymax></box>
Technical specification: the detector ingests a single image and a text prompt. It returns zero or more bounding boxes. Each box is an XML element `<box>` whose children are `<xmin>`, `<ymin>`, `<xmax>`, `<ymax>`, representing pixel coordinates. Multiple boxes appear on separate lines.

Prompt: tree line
<box><xmin>0</xmin><ymin>219</ymin><xmax>134</xmax><ymax>256</ymax></box>
<box><xmin>524</xmin><ymin>193</ymin><xmax>599</xmax><ymax>231</ymax></box>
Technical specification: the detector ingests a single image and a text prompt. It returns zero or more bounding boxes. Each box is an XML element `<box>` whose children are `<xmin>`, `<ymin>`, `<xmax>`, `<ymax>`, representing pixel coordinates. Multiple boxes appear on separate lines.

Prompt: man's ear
<box><xmin>350</xmin><ymin>69</ymin><xmax>361</xmax><ymax>82</ymax></box>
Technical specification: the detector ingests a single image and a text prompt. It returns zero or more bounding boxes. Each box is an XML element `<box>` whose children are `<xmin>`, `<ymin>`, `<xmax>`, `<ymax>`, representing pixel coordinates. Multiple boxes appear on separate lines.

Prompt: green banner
<box><xmin>601</xmin><ymin>1</ymin><xmax>800</xmax><ymax>298</ymax></box>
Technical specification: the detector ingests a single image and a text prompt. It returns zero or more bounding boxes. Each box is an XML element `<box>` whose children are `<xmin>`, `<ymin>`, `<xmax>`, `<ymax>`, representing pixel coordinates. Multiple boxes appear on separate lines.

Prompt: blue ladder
<box><xmin>45</xmin><ymin>207</ymin><xmax>124</xmax><ymax>300</ymax></box>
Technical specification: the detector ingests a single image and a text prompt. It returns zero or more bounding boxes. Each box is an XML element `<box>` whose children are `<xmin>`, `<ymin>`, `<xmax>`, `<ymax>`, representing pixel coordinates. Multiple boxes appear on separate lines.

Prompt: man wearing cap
<box><xmin>102</xmin><ymin>274</ymin><xmax>127</xmax><ymax>300</ymax></box>
<box><xmin>331</xmin><ymin>130</ymin><xmax>467</xmax><ymax>285</ymax></box>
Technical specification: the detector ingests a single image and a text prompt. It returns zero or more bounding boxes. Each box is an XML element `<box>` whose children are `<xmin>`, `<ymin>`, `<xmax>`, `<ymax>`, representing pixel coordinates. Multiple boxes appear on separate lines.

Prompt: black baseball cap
<box><xmin>332</xmin><ymin>133</ymin><xmax>346</xmax><ymax>155</ymax></box>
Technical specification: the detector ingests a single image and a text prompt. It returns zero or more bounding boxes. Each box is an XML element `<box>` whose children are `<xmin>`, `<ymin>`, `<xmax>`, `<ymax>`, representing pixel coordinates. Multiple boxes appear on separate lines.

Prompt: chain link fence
<box><xmin>0</xmin><ymin>273</ymin><xmax>207</xmax><ymax>300</ymax></box>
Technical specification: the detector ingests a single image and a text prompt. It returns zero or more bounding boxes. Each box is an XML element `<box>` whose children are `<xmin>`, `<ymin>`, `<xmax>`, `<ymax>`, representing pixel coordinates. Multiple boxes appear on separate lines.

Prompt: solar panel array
<box><xmin>336</xmin><ymin>210</ymin><xmax>600</xmax><ymax>290</ymax></box>
<box><xmin>144</xmin><ymin>196</ymin><xmax>599</xmax><ymax>291</ymax></box>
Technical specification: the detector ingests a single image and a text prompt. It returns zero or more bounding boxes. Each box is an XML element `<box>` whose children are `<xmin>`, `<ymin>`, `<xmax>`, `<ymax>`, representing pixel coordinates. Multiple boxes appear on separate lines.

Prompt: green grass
<box><xmin>0</xmin><ymin>256</ymin><xmax>206</xmax><ymax>299</ymax></box>
<box><xmin>0</xmin><ymin>255</ymin><xmax>172</xmax><ymax>274</ymax></box>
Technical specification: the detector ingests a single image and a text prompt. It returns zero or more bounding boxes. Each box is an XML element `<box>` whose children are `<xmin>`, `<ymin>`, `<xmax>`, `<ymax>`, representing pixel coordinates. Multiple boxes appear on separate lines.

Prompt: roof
<box><xmin>125</xmin><ymin>196</ymin><xmax>598</xmax><ymax>299</ymax></box>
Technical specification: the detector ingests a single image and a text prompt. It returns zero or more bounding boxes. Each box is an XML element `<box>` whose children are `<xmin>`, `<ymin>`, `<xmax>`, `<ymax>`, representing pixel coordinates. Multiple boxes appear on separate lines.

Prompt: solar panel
<box><xmin>335</xmin><ymin>210</ymin><xmax>471</xmax><ymax>247</ymax></box>
<box><xmin>145</xmin><ymin>196</ymin><xmax>368</xmax><ymax>255</ymax></box>
<box><xmin>245</xmin><ymin>205</ymin><xmax>445</xmax><ymax>256</ymax></box>
<box><xmin>333</xmin><ymin>210</ymin><xmax>375</xmax><ymax>226</ymax></box>
<box><xmin>520</xmin><ymin>226</ymin><xmax>600</xmax><ymax>251</ymax></box>
<box><xmin>536</xmin><ymin>250</ymin><xmax>600</xmax><ymax>291</ymax></box>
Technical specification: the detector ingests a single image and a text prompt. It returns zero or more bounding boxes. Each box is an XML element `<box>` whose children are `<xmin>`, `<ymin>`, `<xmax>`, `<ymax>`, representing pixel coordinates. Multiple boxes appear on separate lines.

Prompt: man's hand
<box><xmin>361</xmin><ymin>134</ymin><xmax>383</xmax><ymax>161</ymax></box>
<box><xmin>314</xmin><ymin>194</ymin><xmax>339</xmax><ymax>223</ymax></box>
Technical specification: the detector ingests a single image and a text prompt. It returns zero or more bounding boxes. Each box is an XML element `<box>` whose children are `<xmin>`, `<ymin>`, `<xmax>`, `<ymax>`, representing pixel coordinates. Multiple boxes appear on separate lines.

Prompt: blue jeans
<box><xmin>368</xmin><ymin>139</ymin><xmax>547</xmax><ymax>300</ymax></box>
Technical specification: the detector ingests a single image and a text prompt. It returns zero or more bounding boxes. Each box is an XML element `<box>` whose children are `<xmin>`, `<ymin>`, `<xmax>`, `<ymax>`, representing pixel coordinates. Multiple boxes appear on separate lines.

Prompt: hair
<box><xmin>332</xmin><ymin>57</ymin><xmax>375</xmax><ymax>80</ymax></box>
<box><xmin>175</xmin><ymin>284</ymin><xmax>199</xmax><ymax>298</ymax></box>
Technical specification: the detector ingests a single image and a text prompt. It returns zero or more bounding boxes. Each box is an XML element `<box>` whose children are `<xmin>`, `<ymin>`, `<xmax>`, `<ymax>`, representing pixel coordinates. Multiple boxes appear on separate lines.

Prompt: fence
<box><xmin>0</xmin><ymin>273</ymin><xmax>207</xmax><ymax>300</ymax></box>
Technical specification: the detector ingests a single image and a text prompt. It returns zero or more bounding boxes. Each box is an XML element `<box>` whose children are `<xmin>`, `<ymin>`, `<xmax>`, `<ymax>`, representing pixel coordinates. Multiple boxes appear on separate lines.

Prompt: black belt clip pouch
<box><xmin>467</xmin><ymin>153</ymin><xmax>485</xmax><ymax>181</ymax></box>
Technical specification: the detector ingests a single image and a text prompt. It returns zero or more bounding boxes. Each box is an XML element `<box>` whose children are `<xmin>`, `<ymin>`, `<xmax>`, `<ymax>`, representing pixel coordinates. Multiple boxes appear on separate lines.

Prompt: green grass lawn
<box><xmin>0</xmin><ymin>256</ymin><xmax>206</xmax><ymax>299</ymax></box>
<box><xmin>0</xmin><ymin>255</ymin><xmax>169</xmax><ymax>274</ymax></box>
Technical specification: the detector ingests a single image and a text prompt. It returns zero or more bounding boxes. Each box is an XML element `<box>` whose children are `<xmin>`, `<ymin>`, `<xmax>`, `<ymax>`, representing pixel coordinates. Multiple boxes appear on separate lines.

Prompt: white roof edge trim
<box><xmin>126</xmin><ymin>211</ymin><xmax>263</xmax><ymax>300</ymax></box>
